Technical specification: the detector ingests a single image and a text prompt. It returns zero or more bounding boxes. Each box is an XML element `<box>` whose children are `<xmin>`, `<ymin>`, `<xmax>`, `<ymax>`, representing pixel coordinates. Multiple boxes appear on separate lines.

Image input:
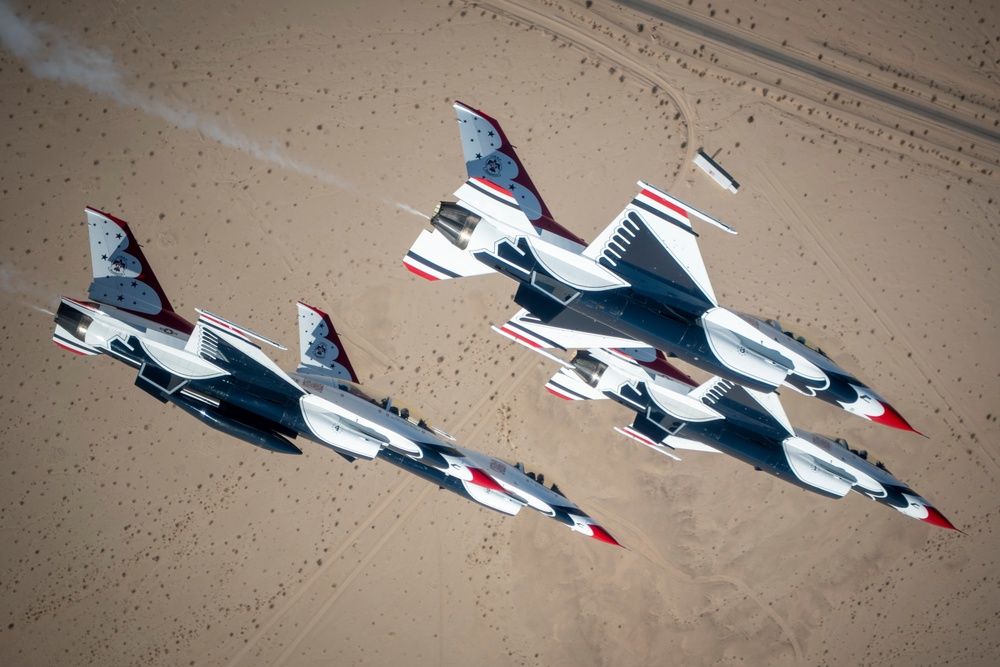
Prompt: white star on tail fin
<box><xmin>84</xmin><ymin>206</ymin><xmax>193</xmax><ymax>333</ymax></box>
<box><xmin>85</xmin><ymin>207</ymin><xmax>193</xmax><ymax>334</ymax></box>
<box><xmin>454</xmin><ymin>101</ymin><xmax>585</xmax><ymax>247</ymax></box>
<box><xmin>295</xmin><ymin>302</ymin><xmax>359</xmax><ymax>383</ymax></box>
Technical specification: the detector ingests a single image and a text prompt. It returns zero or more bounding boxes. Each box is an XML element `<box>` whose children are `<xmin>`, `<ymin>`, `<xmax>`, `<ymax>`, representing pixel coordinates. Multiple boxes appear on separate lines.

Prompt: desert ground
<box><xmin>1</xmin><ymin>0</ymin><xmax>998</xmax><ymax>665</ymax></box>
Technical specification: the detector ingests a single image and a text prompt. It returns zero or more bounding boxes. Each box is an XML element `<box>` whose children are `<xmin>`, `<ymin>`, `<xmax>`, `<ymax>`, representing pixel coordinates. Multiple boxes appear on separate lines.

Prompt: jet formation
<box><xmin>52</xmin><ymin>208</ymin><xmax>620</xmax><ymax>546</ymax></box>
<box><xmin>404</xmin><ymin>101</ymin><xmax>955</xmax><ymax>530</ymax></box>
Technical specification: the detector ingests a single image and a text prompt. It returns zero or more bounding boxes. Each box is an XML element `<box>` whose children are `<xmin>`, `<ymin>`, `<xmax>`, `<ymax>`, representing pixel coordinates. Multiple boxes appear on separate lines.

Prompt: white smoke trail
<box><xmin>30</xmin><ymin>304</ymin><xmax>55</xmax><ymax>316</ymax></box>
<box><xmin>0</xmin><ymin>1</ymin><xmax>429</xmax><ymax>218</ymax></box>
<box><xmin>0</xmin><ymin>263</ymin><xmax>59</xmax><ymax>311</ymax></box>
<box><xmin>394</xmin><ymin>202</ymin><xmax>430</xmax><ymax>220</ymax></box>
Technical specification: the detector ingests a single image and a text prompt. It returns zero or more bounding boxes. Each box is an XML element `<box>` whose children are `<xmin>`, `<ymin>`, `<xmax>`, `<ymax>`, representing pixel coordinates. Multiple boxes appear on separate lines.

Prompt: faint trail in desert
<box><xmin>236</xmin><ymin>347</ymin><xmax>538</xmax><ymax>666</ymax></box>
<box><xmin>755</xmin><ymin>164</ymin><xmax>1000</xmax><ymax>477</ymax></box>
<box><xmin>452</xmin><ymin>348</ymin><xmax>539</xmax><ymax>440</ymax></box>
<box><xmin>617</xmin><ymin>0</ymin><xmax>1000</xmax><ymax>148</ymax></box>
<box><xmin>483</xmin><ymin>0</ymin><xmax>697</xmax><ymax>172</ymax></box>
<box><xmin>269</xmin><ymin>484</ymin><xmax>436</xmax><ymax>667</ymax></box>
<box><xmin>589</xmin><ymin>498</ymin><xmax>805</xmax><ymax>664</ymax></box>
<box><xmin>224</xmin><ymin>477</ymin><xmax>415</xmax><ymax>667</ymax></box>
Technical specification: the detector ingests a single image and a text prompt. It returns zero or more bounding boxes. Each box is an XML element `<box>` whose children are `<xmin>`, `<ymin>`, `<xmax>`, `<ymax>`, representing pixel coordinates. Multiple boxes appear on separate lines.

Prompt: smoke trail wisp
<box><xmin>0</xmin><ymin>2</ymin><xmax>429</xmax><ymax>218</ymax></box>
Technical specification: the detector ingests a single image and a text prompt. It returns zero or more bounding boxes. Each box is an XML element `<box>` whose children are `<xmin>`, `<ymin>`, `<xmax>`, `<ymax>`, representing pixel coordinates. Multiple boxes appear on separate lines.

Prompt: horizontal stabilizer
<box><xmin>52</xmin><ymin>320</ymin><xmax>99</xmax><ymax>356</ymax></box>
<box><xmin>404</xmin><ymin>229</ymin><xmax>495</xmax><ymax>281</ymax></box>
<box><xmin>544</xmin><ymin>368</ymin><xmax>606</xmax><ymax>401</ymax></box>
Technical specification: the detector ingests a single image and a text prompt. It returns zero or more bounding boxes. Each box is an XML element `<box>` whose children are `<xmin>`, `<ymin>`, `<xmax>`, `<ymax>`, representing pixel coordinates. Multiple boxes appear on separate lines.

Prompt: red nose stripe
<box><xmin>870</xmin><ymin>400</ymin><xmax>921</xmax><ymax>434</ymax></box>
<box><xmin>922</xmin><ymin>506</ymin><xmax>959</xmax><ymax>531</ymax></box>
<box><xmin>587</xmin><ymin>524</ymin><xmax>622</xmax><ymax>547</ymax></box>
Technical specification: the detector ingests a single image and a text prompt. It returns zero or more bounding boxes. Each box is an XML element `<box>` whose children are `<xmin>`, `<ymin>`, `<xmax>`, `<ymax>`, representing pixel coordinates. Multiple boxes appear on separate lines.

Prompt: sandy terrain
<box><xmin>1</xmin><ymin>0</ymin><xmax>998</xmax><ymax>665</ymax></box>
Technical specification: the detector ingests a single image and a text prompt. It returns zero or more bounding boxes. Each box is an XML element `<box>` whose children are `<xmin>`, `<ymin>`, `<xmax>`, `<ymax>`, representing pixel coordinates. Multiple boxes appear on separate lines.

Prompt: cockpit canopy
<box><xmin>333</xmin><ymin>380</ymin><xmax>437</xmax><ymax>431</ymax></box>
<box><xmin>764</xmin><ymin>318</ymin><xmax>830</xmax><ymax>358</ymax></box>
<box><xmin>514</xmin><ymin>462</ymin><xmax>566</xmax><ymax>497</ymax></box>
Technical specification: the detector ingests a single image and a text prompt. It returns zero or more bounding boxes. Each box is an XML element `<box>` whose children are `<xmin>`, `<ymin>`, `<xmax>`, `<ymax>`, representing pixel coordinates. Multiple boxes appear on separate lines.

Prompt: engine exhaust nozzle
<box><xmin>430</xmin><ymin>202</ymin><xmax>481</xmax><ymax>250</ymax></box>
<box><xmin>570</xmin><ymin>351</ymin><xmax>608</xmax><ymax>388</ymax></box>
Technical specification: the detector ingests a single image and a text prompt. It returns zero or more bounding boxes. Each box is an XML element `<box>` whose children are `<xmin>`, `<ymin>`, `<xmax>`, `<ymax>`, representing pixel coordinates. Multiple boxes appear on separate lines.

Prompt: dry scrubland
<box><xmin>1</xmin><ymin>0</ymin><xmax>998</xmax><ymax>665</ymax></box>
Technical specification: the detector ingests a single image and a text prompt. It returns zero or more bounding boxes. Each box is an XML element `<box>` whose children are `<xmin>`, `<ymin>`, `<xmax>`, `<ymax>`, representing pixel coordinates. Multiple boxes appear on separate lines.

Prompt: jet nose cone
<box><xmin>587</xmin><ymin>524</ymin><xmax>623</xmax><ymax>548</ymax></box>
<box><xmin>869</xmin><ymin>399</ymin><xmax>921</xmax><ymax>435</ymax></box>
<box><xmin>921</xmin><ymin>505</ymin><xmax>960</xmax><ymax>531</ymax></box>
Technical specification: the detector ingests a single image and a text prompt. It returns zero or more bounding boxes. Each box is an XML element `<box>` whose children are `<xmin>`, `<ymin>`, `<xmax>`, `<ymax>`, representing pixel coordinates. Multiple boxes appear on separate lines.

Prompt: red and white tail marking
<box><xmin>454</xmin><ymin>100</ymin><xmax>585</xmax><ymax>247</ymax></box>
<box><xmin>296</xmin><ymin>302</ymin><xmax>359</xmax><ymax>383</ymax></box>
<box><xmin>84</xmin><ymin>207</ymin><xmax>193</xmax><ymax>334</ymax></box>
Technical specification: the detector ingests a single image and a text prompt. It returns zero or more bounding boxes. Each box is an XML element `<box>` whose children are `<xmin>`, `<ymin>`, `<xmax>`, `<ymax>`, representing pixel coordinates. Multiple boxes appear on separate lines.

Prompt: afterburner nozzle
<box><xmin>430</xmin><ymin>202</ymin><xmax>481</xmax><ymax>250</ymax></box>
<box><xmin>570</xmin><ymin>351</ymin><xmax>608</xmax><ymax>388</ymax></box>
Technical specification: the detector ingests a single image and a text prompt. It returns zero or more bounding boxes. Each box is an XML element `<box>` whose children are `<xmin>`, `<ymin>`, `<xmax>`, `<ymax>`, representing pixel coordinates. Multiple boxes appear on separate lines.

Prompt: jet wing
<box><xmin>581</xmin><ymin>183</ymin><xmax>733</xmax><ymax>308</ymax></box>
<box><xmin>617</xmin><ymin>415</ymin><xmax>721</xmax><ymax>461</ymax></box>
<box><xmin>184</xmin><ymin>310</ymin><xmax>303</xmax><ymax>397</ymax></box>
<box><xmin>712</xmin><ymin>382</ymin><xmax>795</xmax><ymax>440</ymax></box>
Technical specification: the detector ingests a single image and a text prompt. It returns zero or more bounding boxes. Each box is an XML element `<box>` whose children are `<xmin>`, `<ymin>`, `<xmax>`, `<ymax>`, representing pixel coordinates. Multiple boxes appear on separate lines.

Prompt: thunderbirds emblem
<box><xmin>484</xmin><ymin>155</ymin><xmax>503</xmax><ymax>177</ymax></box>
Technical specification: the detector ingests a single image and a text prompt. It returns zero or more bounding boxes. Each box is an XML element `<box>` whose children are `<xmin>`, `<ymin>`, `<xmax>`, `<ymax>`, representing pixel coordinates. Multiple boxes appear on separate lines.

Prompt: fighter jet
<box><xmin>52</xmin><ymin>207</ymin><xmax>620</xmax><ymax>546</ymax></box>
<box><xmin>496</xmin><ymin>313</ymin><xmax>955</xmax><ymax>529</ymax></box>
<box><xmin>404</xmin><ymin>102</ymin><xmax>918</xmax><ymax>433</ymax></box>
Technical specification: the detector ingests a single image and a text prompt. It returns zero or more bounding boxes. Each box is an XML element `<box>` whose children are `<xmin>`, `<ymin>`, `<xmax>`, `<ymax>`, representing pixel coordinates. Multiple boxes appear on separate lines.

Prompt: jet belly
<box><xmin>570</xmin><ymin>292</ymin><xmax>785</xmax><ymax>394</ymax></box>
<box><xmin>292</xmin><ymin>375</ymin><xmax>429</xmax><ymax>458</ymax></box>
<box><xmin>379</xmin><ymin>449</ymin><xmax>523</xmax><ymax>516</ymax></box>
<box><xmin>697</xmin><ymin>425</ymin><xmax>847</xmax><ymax>498</ymax></box>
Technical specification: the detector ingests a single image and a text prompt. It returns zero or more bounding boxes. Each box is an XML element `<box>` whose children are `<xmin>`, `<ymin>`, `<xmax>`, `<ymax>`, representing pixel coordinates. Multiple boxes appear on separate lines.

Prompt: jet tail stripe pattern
<box><xmin>631</xmin><ymin>199</ymin><xmax>698</xmax><ymax>237</ymax></box>
<box><xmin>403</xmin><ymin>250</ymin><xmax>460</xmax><ymax>279</ymax></box>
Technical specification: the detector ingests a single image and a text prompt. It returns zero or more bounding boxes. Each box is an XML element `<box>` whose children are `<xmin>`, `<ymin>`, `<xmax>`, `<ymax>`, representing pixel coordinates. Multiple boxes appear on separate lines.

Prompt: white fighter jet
<box><xmin>498</xmin><ymin>312</ymin><xmax>955</xmax><ymax>529</ymax></box>
<box><xmin>52</xmin><ymin>207</ymin><xmax>620</xmax><ymax>546</ymax></box>
<box><xmin>404</xmin><ymin>101</ymin><xmax>919</xmax><ymax>433</ymax></box>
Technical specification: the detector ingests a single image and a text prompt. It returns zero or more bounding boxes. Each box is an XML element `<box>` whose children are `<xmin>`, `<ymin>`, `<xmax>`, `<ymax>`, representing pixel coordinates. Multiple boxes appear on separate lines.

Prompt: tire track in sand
<box><xmin>224</xmin><ymin>476</ymin><xmax>416</xmax><ymax>667</ymax></box>
<box><xmin>588</xmin><ymin>498</ymin><xmax>805</xmax><ymax>665</ymax></box>
<box><xmin>756</xmin><ymin>163</ymin><xmax>1000</xmax><ymax>476</ymax></box>
<box><xmin>482</xmin><ymin>0</ymin><xmax>698</xmax><ymax>171</ymax></box>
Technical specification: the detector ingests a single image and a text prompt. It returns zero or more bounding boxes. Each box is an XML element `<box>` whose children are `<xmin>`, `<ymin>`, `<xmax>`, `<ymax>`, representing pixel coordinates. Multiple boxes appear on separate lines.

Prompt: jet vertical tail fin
<box><xmin>84</xmin><ymin>207</ymin><xmax>193</xmax><ymax>334</ymax></box>
<box><xmin>295</xmin><ymin>302</ymin><xmax>360</xmax><ymax>383</ymax></box>
<box><xmin>454</xmin><ymin>101</ymin><xmax>586</xmax><ymax>247</ymax></box>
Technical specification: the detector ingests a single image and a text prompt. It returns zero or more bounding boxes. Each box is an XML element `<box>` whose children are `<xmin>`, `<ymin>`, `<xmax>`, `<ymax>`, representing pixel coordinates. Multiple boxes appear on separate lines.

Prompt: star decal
<box><xmin>101</xmin><ymin>254</ymin><xmax>107</xmax><ymax>260</ymax></box>
<box><xmin>116</xmin><ymin>233</ymin><xmax>122</xmax><ymax>239</ymax></box>
<box><xmin>117</xmin><ymin>295</ymin><xmax>124</xmax><ymax>301</ymax></box>
<box><xmin>488</xmin><ymin>130</ymin><xmax>495</xmax><ymax>137</ymax></box>
<box><xmin>475</xmin><ymin>153</ymin><xmax>482</xmax><ymax>159</ymax></box>
<box><xmin>131</xmin><ymin>281</ymin><xmax>137</xmax><ymax>287</ymax></box>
